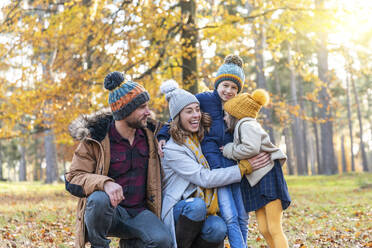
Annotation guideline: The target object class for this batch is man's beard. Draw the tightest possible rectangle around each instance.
[126,117,147,129]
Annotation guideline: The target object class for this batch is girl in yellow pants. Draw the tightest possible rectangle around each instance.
[222,89,291,248]
[256,199,288,247]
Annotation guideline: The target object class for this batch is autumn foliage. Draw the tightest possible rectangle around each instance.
[0,1,371,178]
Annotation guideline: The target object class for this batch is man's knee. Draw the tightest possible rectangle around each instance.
[86,191,111,210]
[85,191,113,223]
[149,230,173,248]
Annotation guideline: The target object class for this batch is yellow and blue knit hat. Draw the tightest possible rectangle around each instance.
[214,54,245,93]
[104,71,150,120]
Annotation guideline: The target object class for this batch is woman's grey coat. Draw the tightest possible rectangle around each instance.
[161,137,243,248]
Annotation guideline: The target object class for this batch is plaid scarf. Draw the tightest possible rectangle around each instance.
[185,135,219,215]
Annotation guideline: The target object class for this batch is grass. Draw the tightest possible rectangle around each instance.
[0,173,371,248]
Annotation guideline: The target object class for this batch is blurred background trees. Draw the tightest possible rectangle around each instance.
[0,0,371,182]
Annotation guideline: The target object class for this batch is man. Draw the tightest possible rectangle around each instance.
[65,71,172,248]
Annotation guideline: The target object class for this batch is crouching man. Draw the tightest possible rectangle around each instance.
[65,71,172,248]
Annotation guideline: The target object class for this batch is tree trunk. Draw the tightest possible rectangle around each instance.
[298,78,309,174]
[7,162,11,181]
[311,101,321,174]
[288,49,306,175]
[35,3,59,183]
[346,72,355,171]
[283,127,294,175]
[253,22,275,143]
[316,0,337,174]
[274,67,294,175]
[308,136,317,175]
[33,136,42,181]
[19,142,27,181]
[181,0,198,94]
[44,130,58,183]
[367,79,372,159]
[350,72,369,171]
[0,142,3,180]
[341,135,347,173]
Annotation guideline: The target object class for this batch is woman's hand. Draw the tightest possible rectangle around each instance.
[157,139,166,158]
[248,152,271,171]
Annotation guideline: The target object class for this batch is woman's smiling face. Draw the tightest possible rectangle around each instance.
[179,102,201,133]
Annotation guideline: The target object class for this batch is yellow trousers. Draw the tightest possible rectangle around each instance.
[255,199,288,248]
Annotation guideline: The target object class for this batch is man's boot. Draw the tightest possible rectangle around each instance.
[191,236,225,248]
[175,215,204,248]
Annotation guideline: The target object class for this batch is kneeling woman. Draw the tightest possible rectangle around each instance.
[160,80,263,248]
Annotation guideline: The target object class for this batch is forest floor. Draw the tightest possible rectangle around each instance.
[0,173,371,248]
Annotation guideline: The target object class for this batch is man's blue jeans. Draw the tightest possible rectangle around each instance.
[218,183,249,248]
[173,197,227,243]
[84,191,173,248]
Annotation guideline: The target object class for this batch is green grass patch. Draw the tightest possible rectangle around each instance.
[0,174,371,247]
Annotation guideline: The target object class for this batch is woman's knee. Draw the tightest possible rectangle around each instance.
[201,215,227,243]
[182,198,207,221]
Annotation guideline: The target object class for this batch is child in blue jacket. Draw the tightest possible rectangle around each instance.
[158,55,270,248]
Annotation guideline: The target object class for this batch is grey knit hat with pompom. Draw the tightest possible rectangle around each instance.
[160,79,199,119]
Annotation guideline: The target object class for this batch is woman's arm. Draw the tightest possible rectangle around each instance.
[163,145,242,189]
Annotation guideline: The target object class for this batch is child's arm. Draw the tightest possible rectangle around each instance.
[157,118,171,142]
[156,119,171,157]
[223,121,262,161]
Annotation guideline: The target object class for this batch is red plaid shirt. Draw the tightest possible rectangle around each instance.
[108,122,149,216]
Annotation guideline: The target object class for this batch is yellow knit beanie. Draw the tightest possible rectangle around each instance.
[224,89,270,119]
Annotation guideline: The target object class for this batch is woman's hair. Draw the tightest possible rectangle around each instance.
[170,112,211,145]
[225,113,239,134]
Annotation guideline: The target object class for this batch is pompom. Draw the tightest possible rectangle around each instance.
[104,71,124,90]
[224,54,243,68]
[160,79,179,94]
[252,89,270,106]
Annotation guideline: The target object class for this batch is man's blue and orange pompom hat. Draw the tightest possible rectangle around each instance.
[104,71,150,120]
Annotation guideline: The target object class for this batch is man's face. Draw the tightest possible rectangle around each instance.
[125,102,151,129]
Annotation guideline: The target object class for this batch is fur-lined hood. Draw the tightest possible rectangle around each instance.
[68,108,162,142]
[68,108,113,142]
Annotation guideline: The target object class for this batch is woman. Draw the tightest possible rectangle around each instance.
[159,80,269,248]
[158,55,270,248]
